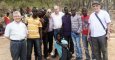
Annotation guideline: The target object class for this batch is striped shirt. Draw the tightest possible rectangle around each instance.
[26,17,42,38]
[71,14,82,33]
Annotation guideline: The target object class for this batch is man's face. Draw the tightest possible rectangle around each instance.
[57,34,61,42]
[92,4,101,12]
[13,15,22,22]
[54,7,59,14]
[82,10,87,16]
[47,10,51,15]
[71,9,76,15]
[64,8,68,14]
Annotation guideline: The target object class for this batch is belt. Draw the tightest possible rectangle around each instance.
[11,39,25,42]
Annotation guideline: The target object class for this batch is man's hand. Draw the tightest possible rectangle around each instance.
[106,31,110,40]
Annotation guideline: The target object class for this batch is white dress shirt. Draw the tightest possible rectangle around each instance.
[89,10,111,37]
[51,12,64,29]
[4,21,28,40]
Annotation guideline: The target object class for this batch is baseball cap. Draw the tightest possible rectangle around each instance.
[92,1,100,5]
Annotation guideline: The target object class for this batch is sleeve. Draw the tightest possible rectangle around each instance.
[38,20,42,28]
[4,24,10,37]
[77,16,82,33]
[61,16,64,35]
[24,17,28,24]
[51,18,54,29]
[50,14,54,29]
[104,11,111,23]
[88,15,91,24]
[24,24,28,34]
[62,12,65,16]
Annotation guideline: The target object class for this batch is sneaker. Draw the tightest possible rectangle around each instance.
[51,54,57,58]
[50,52,54,56]
[85,59,90,60]
[72,54,76,57]
[92,59,96,60]
[47,57,50,60]
[44,58,47,60]
[44,57,50,60]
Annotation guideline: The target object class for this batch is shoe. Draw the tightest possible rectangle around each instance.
[51,54,57,58]
[44,57,50,60]
[72,54,76,57]
[92,59,96,60]
[47,57,50,60]
[50,52,54,56]
[44,58,47,60]
[85,59,90,60]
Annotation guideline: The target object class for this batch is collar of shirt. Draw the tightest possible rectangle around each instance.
[13,21,23,24]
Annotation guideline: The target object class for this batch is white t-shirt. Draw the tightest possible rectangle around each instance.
[51,12,64,29]
[89,10,111,37]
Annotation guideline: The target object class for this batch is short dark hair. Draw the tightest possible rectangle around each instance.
[64,7,68,10]
[71,7,76,11]
[82,7,87,12]
[6,12,10,16]
[32,9,38,19]
[37,9,45,18]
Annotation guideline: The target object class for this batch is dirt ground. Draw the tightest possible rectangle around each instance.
[0,33,115,60]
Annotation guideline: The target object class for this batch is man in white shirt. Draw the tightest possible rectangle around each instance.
[4,11,28,60]
[89,1,111,60]
[51,5,64,57]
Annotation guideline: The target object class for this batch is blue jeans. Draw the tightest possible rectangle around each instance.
[82,35,95,60]
[82,35,90,59]
[71,32,82,59]
[27,38,42,60]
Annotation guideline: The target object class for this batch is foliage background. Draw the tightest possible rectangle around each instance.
[0,0,115,16]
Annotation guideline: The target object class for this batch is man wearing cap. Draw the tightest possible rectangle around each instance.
[4,11,28,60]
[89,1,111,60]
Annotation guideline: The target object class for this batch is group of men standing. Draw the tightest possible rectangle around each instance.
[4,1,111,60]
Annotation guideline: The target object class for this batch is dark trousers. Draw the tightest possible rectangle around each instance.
[42,31,54,58]
[27,38,42,60]
[64,35,74,54]
[60,45,72,60]
[47,31,54,53]
[60,48,69,60]
[10,40,27,60]
[42,32,48,58]
[91,35,108,60]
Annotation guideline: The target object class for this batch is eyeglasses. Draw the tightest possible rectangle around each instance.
[48,12,51,13]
